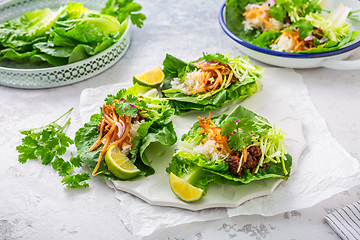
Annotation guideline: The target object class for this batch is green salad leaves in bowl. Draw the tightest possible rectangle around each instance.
[219,0,360,69]
[0,0,145,88]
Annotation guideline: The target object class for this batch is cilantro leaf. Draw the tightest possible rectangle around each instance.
[101,0,146,28]
[137,99,147,109]
[286,19,313,39]
[90,113,103,123]
[57,132,74,147]
[130,13,146,28]
[196,52,230,64]
[16,145,37,163]
[108,89,148,118]
[219,118,237,137]
[70,155,83,168]
[269,5,287,22]
[52,155,66,171]
[304,0,322,15]
[124,94,138,105]
[21,134,39,147]
[58,161,72,177]
[61,172,90,187]
[220,118,258,151]
[105,89,126,105]
[41,149,56,165]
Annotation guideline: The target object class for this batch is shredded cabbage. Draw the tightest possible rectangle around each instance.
[305,3,351,42]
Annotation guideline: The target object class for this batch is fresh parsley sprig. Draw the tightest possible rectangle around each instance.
[16,108,90,188]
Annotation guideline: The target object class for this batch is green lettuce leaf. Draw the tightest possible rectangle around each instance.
[0,7,64,48]
[205,154,292,184]
[33,42,74,58]
[251,30,281,49]
[21,7,66,41]
[54,13,121,43]
[30,54,68,66]
[68,44,95,64]
[0,48,37,63]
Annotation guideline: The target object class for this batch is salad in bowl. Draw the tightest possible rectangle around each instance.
[235,0,358,53]
[220,0,360,69]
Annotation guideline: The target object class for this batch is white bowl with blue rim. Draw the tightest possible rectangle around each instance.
[219,0,360,70]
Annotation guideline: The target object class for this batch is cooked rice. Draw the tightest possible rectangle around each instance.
[270,34,295,52]
[121,143,132,156]
[170,69,202,94]
[193,140,228,161]
[129,120,144,139]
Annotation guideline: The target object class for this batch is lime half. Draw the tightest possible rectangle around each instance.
[133,66,165,87]
[105,146,141,180]
[169,172,204,202]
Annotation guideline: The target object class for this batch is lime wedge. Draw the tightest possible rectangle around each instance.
[105,146,141,180]
[133,66,165,87]
[169,172,204,202]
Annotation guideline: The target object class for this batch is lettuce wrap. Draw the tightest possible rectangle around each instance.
[161,53,263,115]
[166,105,292,200]
[75,84,177,181]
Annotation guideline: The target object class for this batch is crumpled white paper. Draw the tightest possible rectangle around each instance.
[79,68,360,237]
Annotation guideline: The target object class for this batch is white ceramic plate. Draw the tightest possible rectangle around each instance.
[0,0,131,89]
[80,82,306,211]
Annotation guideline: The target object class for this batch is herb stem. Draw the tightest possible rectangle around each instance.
[52,108,74,124]
[60,118,72,133]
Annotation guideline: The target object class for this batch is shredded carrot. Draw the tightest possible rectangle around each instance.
[98,119,105,140]
[108,116,131,150]
[242,148,248,164]
[92,152,105,176]
[89,102,141,176]
[88,123,116,152]
[197,111,230,158]
[188,62,231,95]
[222,135,231,153]
[92,126,114,176]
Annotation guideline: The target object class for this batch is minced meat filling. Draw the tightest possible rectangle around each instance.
[227,145,263,177]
